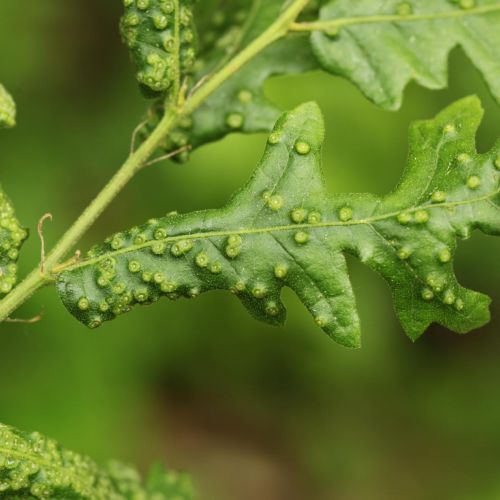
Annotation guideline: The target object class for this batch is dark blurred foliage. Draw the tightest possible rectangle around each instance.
[0,2,499,499]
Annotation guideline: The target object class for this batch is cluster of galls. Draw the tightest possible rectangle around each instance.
[0,192,27,295]
[71,212,295,327]
[0,424,129,499]
[121,0,196,95]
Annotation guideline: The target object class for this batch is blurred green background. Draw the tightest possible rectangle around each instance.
[1,2,500,499]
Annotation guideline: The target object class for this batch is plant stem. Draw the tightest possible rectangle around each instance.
[0,0,311,324]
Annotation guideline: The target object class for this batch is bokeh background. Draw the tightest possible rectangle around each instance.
[1,2,500,499]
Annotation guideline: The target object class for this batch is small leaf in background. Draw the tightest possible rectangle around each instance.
[120,0,197,99]
[0,422,196,499]
[57,97,500,347]
[0,84,16,129]
[311,0,500,109]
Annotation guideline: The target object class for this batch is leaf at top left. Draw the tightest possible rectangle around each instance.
[0,84,16,129]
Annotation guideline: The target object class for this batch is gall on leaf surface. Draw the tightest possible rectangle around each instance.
[57,97,500,348]
[0,421,196,499]
[311,0,500,109]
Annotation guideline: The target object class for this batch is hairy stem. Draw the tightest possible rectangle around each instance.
[0,0,311,324]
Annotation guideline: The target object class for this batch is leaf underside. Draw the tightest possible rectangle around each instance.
[312,0,500,110]
[139,0,319,161]
[135,0,500,161]
[0,422,195,499]
[0,188,27,297]
[57,97,500,348]
[120,0,197,99]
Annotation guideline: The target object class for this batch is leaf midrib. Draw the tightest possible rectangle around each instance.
[59,188,500,274]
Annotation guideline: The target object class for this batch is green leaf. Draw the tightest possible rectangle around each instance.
[311,0,500,109]
[120,0,197,99]
[0,187,27,296]
[0,422,195,499]
[0,85,27,297]
[0,84,16,129]
[57,97,500,348]
[140,0,318,160]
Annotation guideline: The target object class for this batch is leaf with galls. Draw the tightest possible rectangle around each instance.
[311,0,500,109]
[57,97,500,348]
[139,0,319,161]
[0,421,196,499]
[0,87,28,297]
[0,188,27,296]
[120,0,197,98]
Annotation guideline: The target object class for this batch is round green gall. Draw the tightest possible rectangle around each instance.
[171,240,193,257]
[456,153,471,164]
[397,212,412,225]
[134,288,149,303]
[414,210,429,224]
[265,301,280,317]
[339,207,353,222]
[274,264,288,279]
[443,290,456,305]
[136,0,150,10]
[89,317,103,329]
[154,228,168,240]
[161,282,178,293]
[238,89,253,104]
[308,211,322,224]
[252,284,267,299]
[438,248,452,263]
[431,191,447,203]
[128,260,141,274]
[396,2,413,16]
[294,231,309,245]
[195,252,209,268]
[268,195,284,211]
[467,175,481,190]
[315,315,328,328]
[455,298,465,311]
[294,141,311,155]
[77,297,90,311]
[226,113,244,129]
[290,208,307,224]
[226,245,241,259]
[228,235,243,247]
[153,272,164,284]
[268,132,281,145]
[111,235,125,250]
[152,241,166,255]
[141,271,153,283]
[97,275,110,288]
[210,262,223,274]
[397,247,412,260]
[421,288,434,301]
[443,123,456,135]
